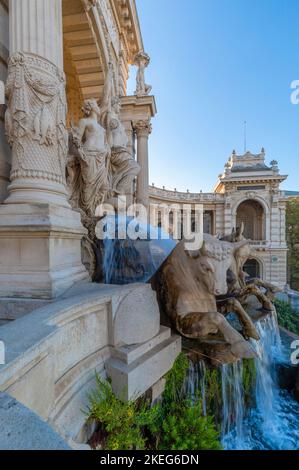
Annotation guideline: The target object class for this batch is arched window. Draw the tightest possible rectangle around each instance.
[243,258,261,279]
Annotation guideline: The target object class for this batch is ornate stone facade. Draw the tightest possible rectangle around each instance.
[150,149,290,288]
[0,0,156,297]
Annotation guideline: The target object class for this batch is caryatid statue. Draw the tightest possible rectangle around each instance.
[67,99,109,217]
[134,51,152,97]
[106,96,140,204]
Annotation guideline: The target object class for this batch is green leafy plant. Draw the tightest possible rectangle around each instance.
[86,354,222,451]
[163,352,189,405]
[286,200,299,291]
[86,374,147,450]
[158,401,222,450]
[204,368,222,420]
[275,299,299,335]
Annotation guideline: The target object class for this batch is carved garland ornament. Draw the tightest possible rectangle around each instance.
[5,53,68,184]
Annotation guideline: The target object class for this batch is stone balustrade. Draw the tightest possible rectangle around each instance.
[149,186,225,203]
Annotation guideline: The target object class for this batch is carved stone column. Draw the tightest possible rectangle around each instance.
[133,119,152,208]
[0,0,88,299]
[5,0,67,206]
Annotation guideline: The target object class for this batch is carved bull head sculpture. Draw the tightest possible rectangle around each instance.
[151,233,256,361]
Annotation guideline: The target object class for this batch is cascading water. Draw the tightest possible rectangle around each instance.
[184,360,207,415]
[183,311,299,450]
[221,361,245,450]
[222,311,299,450]
[98,215,176,285]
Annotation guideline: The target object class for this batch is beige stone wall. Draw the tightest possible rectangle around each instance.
[149,185,288,288]
[249,248,287,288]
[0,1,10,202]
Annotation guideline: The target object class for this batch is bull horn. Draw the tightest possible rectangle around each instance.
[234,239,249,252]
[186,240,207,258]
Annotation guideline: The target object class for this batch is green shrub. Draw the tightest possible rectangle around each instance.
[86,354,222,451]
[274,299,299,336]
[163,352,189,405]
[158,401,222,450]
[86,374,147,450]
[204,368,222,420]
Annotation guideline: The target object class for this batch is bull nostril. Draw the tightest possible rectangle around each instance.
[215,289,221,295]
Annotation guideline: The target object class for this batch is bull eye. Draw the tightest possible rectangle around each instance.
[201,263,210,273]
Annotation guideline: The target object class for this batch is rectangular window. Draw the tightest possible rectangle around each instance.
[237,186,266,191]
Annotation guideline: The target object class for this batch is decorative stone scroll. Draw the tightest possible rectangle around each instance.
[5,52,68,185]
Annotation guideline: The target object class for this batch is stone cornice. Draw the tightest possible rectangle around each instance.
[112,0,143,62]
[214,174,287,193]
[120,95,157,117]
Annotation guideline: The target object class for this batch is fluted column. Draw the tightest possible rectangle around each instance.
[5,0,68,206]
[133,119,152,208]
[10,0,63,69]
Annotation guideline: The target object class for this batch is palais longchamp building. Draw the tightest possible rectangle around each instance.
[0,0,298,451]
[0,1,295,294]
[150,149,292,288]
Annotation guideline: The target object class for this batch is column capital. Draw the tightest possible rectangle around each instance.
[133,119,152,138]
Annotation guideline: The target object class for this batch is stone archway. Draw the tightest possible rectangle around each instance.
[236,199,265,241]
[243,257,262,279]
[62,0,109,126]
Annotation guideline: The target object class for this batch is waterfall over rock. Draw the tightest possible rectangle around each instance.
[183,311,299,450]
[222,312,299,450]
[221,361,245,449]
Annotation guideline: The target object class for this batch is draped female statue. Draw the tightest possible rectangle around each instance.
[107,96,140,203]
[67,99,109,217]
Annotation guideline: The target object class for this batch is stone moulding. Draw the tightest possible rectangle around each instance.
[5,52,68,185]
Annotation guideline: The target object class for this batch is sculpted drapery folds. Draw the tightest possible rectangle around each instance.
[67,99,109,217]
[5,52,68,184]
[68,64,140,218]
[107,96,140,200]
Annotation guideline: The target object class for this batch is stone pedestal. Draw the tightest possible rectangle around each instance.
[106,326,181,401]
[0,204,88,299]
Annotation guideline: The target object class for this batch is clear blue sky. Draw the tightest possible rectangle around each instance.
[127,0,299,193]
